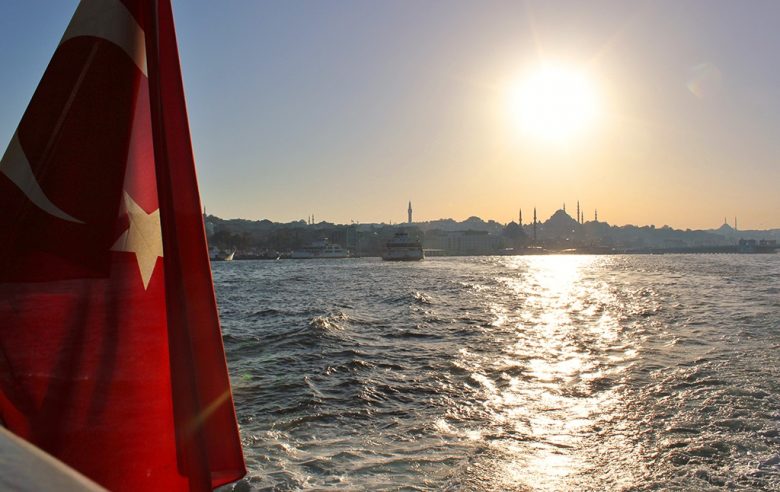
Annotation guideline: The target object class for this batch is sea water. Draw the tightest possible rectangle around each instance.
[213,255,780,490]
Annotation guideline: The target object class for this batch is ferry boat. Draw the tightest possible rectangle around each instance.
[383,231,424,261]
[291,239,349,259]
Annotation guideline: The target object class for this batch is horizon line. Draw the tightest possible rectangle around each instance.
[203,212,780,233]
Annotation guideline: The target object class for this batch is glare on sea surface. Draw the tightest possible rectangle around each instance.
[507,64,600,143]
[459,256,633,490]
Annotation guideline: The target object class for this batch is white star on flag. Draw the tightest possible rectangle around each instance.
[111,192,164,289]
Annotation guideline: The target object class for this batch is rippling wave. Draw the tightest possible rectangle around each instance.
[213,255,780,490]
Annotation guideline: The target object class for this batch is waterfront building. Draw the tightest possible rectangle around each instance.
[423,230,500,255]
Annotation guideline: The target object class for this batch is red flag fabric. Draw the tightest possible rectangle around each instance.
[0,1,246,490]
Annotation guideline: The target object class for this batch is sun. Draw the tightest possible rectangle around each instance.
[508,64,600,143]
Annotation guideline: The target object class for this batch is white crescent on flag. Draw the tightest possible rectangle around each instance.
[61,0,147,76]
[0,133,83,223]
[0,0,148,224]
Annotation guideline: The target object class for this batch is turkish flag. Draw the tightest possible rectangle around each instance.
[0,1,246,490]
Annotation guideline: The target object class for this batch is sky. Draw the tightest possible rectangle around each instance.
[1,1,779,229]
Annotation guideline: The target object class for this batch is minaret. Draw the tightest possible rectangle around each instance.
[577,201,580,224]
[563,203,566,213]
[408,201,413,224]
[519,208,523,226]
[533,207,537,243]
[595,209,598,222]
[734,216,738,231]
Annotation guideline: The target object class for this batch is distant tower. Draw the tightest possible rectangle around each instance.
[408,201,413,224]
[577,201,580,224]
[734,216,738,231]
[533,207,537,243]
[203,207,215,237]
[563,203,566,213]
[595,209,598,222]
[519,208,523,226]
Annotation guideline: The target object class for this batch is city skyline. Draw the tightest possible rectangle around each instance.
[209,199,761,230]
[210,201,761,234]
[1,1,779,229]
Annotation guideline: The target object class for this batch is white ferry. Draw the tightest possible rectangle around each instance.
[291,239,350,259]
[383,231,424,261]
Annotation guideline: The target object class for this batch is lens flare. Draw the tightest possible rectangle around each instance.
[687,62,722,98]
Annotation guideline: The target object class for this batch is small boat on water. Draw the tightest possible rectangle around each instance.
[291,239,350,259]
[210,248,236,261]
[383,231,424,261]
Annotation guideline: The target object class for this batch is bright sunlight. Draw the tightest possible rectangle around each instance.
[508,64,600,143]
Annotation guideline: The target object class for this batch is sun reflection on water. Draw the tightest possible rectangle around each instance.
[453,255,637,490]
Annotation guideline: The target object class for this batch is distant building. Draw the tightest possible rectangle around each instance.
[502,221,527,249]
[423,230,500,255]
[543,208,578,238]
[408,201,413,224]
[738,238,777,253]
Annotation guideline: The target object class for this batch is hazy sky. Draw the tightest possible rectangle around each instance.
[1,1,779,229]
